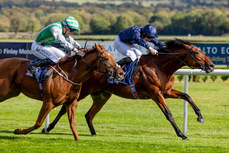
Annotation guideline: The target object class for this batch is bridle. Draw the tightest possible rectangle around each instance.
[158,45,205,69]
[51,49,118,86]
[81,49,118,75]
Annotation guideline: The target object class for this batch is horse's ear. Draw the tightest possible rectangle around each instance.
[183,43,189,49]
[95,43,103,53]
[98,43,104,50]
[94,43,98,49]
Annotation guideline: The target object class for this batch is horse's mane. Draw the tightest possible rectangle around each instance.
[83,47,97,57]
[158,39,192,53]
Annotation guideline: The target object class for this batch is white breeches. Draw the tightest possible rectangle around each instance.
[31,41,66,63]
[114,36,142,61]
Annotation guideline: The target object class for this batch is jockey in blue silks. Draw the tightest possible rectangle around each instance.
[114,24,165,66]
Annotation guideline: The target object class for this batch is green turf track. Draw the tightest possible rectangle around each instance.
[0,81,228,153]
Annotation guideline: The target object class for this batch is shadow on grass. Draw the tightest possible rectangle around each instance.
[0,135,20,140]
[42,132,92,137]
[0,129,92,137]
[0,130,14,134]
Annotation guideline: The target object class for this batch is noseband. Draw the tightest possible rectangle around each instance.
[186,46,205,69]
[81,50,118,74]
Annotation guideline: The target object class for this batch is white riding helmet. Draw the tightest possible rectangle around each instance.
[63,16,80,30]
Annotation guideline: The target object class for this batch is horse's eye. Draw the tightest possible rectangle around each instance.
[103,58,109,61]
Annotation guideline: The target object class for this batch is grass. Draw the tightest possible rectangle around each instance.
[0,81,229,153]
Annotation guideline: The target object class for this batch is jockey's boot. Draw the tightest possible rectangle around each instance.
[29,59,55,76]
[36,59,55,67]
[117,57,132,67]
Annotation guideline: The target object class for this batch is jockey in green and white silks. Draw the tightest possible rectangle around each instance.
[31,16,82,64]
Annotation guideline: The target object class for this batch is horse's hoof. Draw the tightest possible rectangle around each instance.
[13,129,20,134]
[91,132,96,135]
[75,138,80,141]
[197,118,204,124]
[182,137,189,140]
[41,128,48,134]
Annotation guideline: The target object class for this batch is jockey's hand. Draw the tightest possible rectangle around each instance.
[73,48,79,53]
[78,50,86,57]
[148,47,158,55]
[73,48,85,57]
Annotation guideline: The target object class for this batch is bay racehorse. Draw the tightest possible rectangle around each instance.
[44,39,214,140]
[0,43,124,141]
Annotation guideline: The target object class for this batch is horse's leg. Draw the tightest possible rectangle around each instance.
[85,91,112,135]
[164,88,204,124]
[14,102,54,134]
[153,93,189,140]
[42,105,67,133]
[66,99,79,141]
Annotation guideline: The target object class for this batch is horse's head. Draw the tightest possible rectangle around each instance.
[88,43,124,81]
[165,39,214,73]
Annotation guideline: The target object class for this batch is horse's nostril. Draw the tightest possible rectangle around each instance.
[119,72,124,76]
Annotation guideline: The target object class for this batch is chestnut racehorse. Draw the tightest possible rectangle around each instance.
[0,44,124,141]
[44,39,214,140]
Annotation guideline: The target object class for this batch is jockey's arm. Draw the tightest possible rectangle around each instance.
[132,30,158,55]
[51,26,76,52]
[67,36,85,56]
[66,35,82,50]
[133,29,150,49]
[151,38,165,49]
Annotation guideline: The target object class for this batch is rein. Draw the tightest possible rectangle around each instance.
[158,46,202,69]
[81,50,117,74]
[158,52,187,55]
[51,64,82,86]
[51,49,117,86]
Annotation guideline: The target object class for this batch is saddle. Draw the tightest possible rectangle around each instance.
[26,60,57,99]
[34,66,56,83]
[27,65,55,83]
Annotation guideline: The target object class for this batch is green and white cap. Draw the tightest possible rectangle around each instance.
[63,16,80,30]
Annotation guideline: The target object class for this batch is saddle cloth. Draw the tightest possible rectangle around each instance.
[26,59,56,83]
[27,62,56,99]
[107,59,140,99]
[34,66,55,84]
[108,59,139,85]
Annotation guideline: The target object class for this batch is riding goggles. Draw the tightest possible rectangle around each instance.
[69,29,76,33]
[66,22,76,33]
[146,35,155,39]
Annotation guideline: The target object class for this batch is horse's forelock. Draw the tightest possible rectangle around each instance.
[58,55,75,64]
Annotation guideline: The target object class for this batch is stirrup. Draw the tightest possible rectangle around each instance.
[27,66,38,77]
